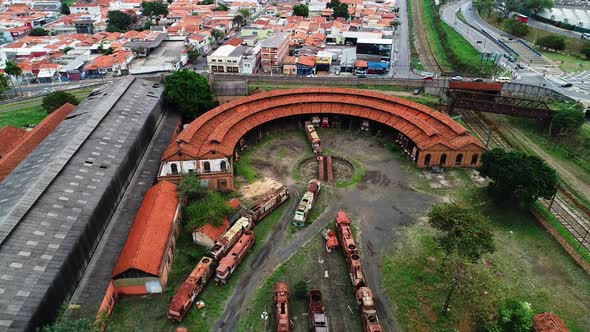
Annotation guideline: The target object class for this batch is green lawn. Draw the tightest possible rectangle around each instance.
[107,203,290,331]
[538,50,590,72]
[382,185,590,331]
[421,0,494,74]
[0,87,97,128]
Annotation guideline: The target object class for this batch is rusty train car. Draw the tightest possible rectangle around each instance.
[307,289,329,332]
[274,282,291,332]
[250,185,290,223]
[304,121,323,155]
[215,230,255,284]
[167,257,214,322]
[209,216,252,260]
[336,211,383,332]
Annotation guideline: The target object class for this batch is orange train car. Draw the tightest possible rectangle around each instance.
[274,282,291,332]
[307,289,329,332]
[167,257,214,322]
[356,287,384,332]
[209,216,252,260]
[250,185,290,223]
[215,230,255,284]
[336,211,366,289]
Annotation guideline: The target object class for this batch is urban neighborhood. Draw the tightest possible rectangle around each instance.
[0,0,590,331]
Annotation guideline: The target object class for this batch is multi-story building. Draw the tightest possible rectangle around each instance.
[241,44,260,74]
[260,32,289,73]
[207,44,248,73]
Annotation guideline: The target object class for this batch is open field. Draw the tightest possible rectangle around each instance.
[383,186,590,331]
[0,87,97,128]
[538,50,590,72]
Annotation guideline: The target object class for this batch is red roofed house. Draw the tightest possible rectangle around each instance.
[112,181,181,295]
[0,103,77,182]
[0,126,27,159]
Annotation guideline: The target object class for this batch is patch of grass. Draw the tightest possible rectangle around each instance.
[0,87,97,128]
[356,84,413,92]
[107,203,289,331]
[382,191,590,331]
[0,105,46,128]
[538,49,590,72]
[421,0,452,70]
[405,94,440,108]
[407,0,426,71]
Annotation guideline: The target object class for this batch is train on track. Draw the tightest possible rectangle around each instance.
[336,211,383,332]
[305,121,323,155]
[167,187,289,322]
[293,180,321,227]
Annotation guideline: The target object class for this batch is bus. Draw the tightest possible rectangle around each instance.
[514,13,528,24]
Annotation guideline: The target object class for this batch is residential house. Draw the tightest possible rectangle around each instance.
[260,32,289,73]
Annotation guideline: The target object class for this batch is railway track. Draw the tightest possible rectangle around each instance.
[459,110,590,252]
[411,0,444,73]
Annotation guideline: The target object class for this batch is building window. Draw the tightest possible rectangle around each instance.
[203,161,211,173]
[455,154,463,166]
[471,154,479,166]
[424,154,431,167]
[218,66,224,73]
[220,160,227,172]
[170,163,178,175]
[440,153,447,166]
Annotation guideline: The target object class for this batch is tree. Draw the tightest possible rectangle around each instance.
[41,316,98,332]
[475,0,494,18]
[581,47,590,59]
[233,15,245,27]
[29,28,49,36]
[186,46,201,63]
[332,2,349,19]
[178,174,208,202]
[63,46,74,54]
[496,0,522,17]
[215,4,228,11]
[60,2,70,15]
[551,103,586,135]
[390,20,400,31]
[536,35,565,52]
[238,8,251,20]
[479,148,557,208]
[211,28,225,42]
[428,203,495,314]
[141,1,168,17]
[0,75,10,99]
[42,91,80,113]
[524,0,554,15]
[106,10,136,32]
[293,4,309,17]
[184,192,234,231]
[164,69,214,119]
[4,61,22,89]
[502,19,529,37]
[497,299,534,332]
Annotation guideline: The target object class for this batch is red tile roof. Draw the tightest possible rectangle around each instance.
[0,126,27,158]
[196,219,229,241]
[0,103,76,182]
[161,88,485,162]
[112,181,180,278]
[534,313,569,332]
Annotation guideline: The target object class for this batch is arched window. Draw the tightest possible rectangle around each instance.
[203,161,211,173]
[471,154,479,166]
[220,160,227,172]
[455,154,463,166]
[170,163,178,175]
[440,154,447,166]
[424,154,432,166]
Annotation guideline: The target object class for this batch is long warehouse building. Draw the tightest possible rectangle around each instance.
[0,77,164,331]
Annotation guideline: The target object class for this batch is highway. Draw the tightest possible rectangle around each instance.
[440,0,590,103]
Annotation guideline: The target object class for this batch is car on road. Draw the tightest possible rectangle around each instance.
[495,77,511,83]
[413,88,421,95]
[561,83,573,88]
[472,78,484,82]
[423,76,433,81]
[451,76,463,81]
[582,33,590,40]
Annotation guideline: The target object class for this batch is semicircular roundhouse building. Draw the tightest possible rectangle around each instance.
[158,88,485,190]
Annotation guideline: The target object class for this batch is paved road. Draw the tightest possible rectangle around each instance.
[528,17,582,39]
[442,0,590,102]
[392,0,420,78]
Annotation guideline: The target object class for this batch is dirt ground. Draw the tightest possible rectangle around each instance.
[223,128,434,331]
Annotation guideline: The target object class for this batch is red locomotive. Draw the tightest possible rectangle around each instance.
[250,185,289,223]
[215,230,255,284]
[274,282,291,332]
[167,257,214,322]
[307,289,329,332]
